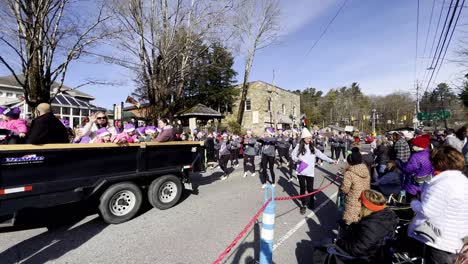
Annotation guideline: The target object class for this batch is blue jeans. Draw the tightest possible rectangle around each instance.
[377,164,386,176]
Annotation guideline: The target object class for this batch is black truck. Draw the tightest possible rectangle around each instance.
[0,141,204,224]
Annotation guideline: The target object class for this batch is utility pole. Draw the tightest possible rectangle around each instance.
[416,80,420,113]
[271,69,278,129]
[372,109,376,134]
[415,80,420,130]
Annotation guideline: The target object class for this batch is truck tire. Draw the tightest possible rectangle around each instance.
[98,182,142,224]
[148,175,183,210]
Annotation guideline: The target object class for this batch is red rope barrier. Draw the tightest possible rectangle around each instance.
[275,175,340,201]
[212,175,340,264]
[212,198,272,264]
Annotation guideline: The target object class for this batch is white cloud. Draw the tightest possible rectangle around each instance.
[278,0,336,37]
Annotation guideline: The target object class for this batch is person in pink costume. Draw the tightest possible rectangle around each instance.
[1,107,28,138]
[111,123,138,143]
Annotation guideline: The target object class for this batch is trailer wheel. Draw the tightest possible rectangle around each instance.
[99,182,142,224]
[148,175,183,210]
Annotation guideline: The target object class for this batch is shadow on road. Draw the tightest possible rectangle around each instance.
[295,192,340,264]
[0,202,108,264]
[223,221,275,264]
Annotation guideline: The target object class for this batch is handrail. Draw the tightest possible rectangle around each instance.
[0,140,204,151]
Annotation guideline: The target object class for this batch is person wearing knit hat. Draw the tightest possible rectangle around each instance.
[291,127,337,214]
[277,127,292,171]
[92,127,112,143]
[341,147,371,224]
[111,123,138,144]
[399,134,434,198]
[216,131,232,180]
[60,118,75,143]
[1,107,28,138]
[258,127,278,188]
[243,129,258,178]
[229,133,241,168]
[320,190,398,263]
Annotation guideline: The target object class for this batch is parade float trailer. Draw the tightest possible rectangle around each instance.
[0,141,204,224]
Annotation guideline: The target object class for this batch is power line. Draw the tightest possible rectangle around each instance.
[421,0,447,88]
[432,0,465,82]
[414,0,420,82]
[305,0,348,56]
[427,0,454,72]
[424,0,460,93]
[418,0,436,80]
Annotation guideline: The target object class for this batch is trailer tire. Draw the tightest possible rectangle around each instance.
[148,175,183,210]
[99,182,142,224]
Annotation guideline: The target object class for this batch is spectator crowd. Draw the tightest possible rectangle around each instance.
[0,103,467,263]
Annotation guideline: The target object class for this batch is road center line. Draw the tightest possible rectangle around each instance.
[272,191,338,251]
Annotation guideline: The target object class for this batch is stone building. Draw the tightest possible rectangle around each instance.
[229,81,300,135]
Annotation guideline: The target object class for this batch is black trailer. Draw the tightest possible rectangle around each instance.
[0,141,204,224]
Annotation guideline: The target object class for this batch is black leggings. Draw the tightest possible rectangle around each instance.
[334,146,346,160]
[261,154,275,184]
[230,149,239,165]
[219,154,230,174]
[298,175,315,208]
[278,148,289,164]
[243,154,255,173]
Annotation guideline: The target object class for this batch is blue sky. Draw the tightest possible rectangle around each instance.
[1,0,467,109]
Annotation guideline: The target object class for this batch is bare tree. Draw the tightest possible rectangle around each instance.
[0,0,112,107]
[107,0,231,119]
[234,0,280,125]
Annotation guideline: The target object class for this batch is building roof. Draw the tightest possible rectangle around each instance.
[235,80,300,96]
[0,75,95,100]
[175,104,223,118]
[5,93,106,111]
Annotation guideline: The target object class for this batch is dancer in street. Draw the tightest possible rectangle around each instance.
[243,129,257,178]
[292,128,337,214]
[258,127,277,188]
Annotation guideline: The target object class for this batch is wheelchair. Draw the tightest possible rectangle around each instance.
[325,194,425,264]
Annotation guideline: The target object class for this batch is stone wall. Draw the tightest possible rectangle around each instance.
[227,81,300,135]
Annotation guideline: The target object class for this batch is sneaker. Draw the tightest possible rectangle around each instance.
[272,184,276,188]
[320,162,323,166]
[251,173,256,177]
[243,172,248,178]
[261,184,267,189]
[221,175,228,181]
[235,164,240,168]
[300,207,306,215]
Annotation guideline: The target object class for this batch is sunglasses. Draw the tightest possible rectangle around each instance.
[97,117,107,120]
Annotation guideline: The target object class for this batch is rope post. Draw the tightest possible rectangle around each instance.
[260,185,275,264]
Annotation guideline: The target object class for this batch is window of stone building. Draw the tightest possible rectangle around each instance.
[293,106,296,117]
[282,104,285,114]
[6,92,13,98]
[245,99,251,111]
[267,99,271,112]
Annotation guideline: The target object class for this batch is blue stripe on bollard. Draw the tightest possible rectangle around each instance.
[260,185,275,264]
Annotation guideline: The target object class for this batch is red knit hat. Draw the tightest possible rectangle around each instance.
[411,134,430,149]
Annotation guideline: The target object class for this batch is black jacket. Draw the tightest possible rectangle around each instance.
[337,208,399,261]
[27,113,70,144]
[374,145,390,165]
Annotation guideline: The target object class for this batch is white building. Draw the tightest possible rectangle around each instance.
[0,75,107,128]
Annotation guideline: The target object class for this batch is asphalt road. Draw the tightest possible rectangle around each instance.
[0,148,347,264]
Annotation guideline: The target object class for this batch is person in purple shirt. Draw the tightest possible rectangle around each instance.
[399,134,434,198]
